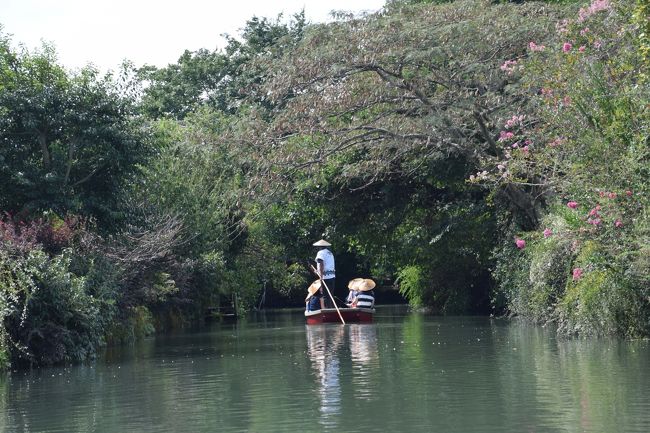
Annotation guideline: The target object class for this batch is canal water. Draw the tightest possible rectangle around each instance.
[1,307,649,433]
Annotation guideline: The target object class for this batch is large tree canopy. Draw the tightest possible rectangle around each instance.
[234,0,568,228]
[0,39,149,223]
[137,13,306,119]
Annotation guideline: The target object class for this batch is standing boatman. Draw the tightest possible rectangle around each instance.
[313,239,336,307]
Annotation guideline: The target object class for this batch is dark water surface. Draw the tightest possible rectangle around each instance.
[2,307,649,433]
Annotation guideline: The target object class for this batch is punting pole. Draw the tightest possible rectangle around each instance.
[310,264,345,325]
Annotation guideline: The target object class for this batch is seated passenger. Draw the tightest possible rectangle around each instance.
[305,280,324,311]
[355,290,375,309]
[348,278,376,308]
[346,278,364,306]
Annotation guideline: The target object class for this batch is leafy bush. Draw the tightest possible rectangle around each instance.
[1,247,110,365]
[558,241,648,336]
[105,306,155,344]
[482,0,649,335]
[396,265,426,307]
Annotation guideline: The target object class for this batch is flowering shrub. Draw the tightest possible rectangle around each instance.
[485,0,650,336]
[0,212,121,365]
[0,213,82,255]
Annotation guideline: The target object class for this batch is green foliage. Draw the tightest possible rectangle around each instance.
[233,0,569,311]
[559,242,647,336]
[138,13,306,119]
[634,0,650,80]
[105,306,155,344]
[0,40,150,226]
[484,0,650,335]
[1,246,112,365]
[396,265,426,307]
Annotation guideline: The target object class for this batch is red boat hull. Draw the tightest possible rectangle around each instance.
[305,307,374,324]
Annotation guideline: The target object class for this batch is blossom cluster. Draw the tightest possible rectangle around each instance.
[500,59,518,75]
[528,42,545,52]
[577,0,611,22]
[505,115,525,129]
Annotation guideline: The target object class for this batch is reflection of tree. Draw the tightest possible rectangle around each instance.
[493,322,650,432]
[306,325,344,429]
[349,324,379,401]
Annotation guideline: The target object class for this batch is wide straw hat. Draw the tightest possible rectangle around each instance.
[348,278,376,292]
[312,239,331,247]
[348,278,364,289]
[357,279,376,292]
[307,279,322,296]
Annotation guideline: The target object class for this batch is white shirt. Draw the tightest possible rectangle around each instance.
[315,248,335,279]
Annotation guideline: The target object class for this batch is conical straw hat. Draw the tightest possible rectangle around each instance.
[312,239,331,247]
[356,279,376,292]
[307,280,322,296]
[348,278,364,289]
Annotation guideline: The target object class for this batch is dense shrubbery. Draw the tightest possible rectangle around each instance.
[480,0,649,336]
[0,215,112,364]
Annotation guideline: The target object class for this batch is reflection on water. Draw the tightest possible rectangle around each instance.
[1,308,650,433]
[306,325,344,428]
[305,324,381,427]
[305,324,380,428]
[349,324,379,401]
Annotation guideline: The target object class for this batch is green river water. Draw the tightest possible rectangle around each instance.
[1,306,649,433]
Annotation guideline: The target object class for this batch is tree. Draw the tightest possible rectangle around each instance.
[0,37,149,225]
[220,0,568,308]
[137,12,306,119]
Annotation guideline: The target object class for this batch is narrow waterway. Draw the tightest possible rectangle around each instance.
[2,307,649,433]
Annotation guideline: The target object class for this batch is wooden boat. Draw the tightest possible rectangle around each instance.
[305,307,374,324]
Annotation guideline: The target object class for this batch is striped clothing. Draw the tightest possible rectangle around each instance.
[355,293,375,308]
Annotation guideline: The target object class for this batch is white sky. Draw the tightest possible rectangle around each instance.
[1,0,385,72]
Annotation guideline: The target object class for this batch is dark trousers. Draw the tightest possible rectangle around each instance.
[321,278,336,307]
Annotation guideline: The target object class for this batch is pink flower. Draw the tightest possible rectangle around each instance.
[522,146,529,154]
[599,191,606,198]
[515,238,526,249]
[588,207,600,217]
[567,201,578,209]
[580,27,590,36]
[511,142,519,149]
[563,42,573,53]
[578,0,611,22]
[579,46,586,52]
[500,60,518,75]
[625,190,633,197]
[615,219,623,228]
[499,131,515,142]
[543,228,553,238]
[587,218,601,226]
[505,115,525,129]
[529,42,546,52]
[594,41,602,49]
[549,137,565,148]
[556,19,570,34]
[573,268,583,281]
[608,192,617,199]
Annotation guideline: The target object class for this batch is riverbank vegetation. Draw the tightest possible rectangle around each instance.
[1,0,648,368]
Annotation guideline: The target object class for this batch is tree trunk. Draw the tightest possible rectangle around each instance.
[38,131,51,170]
[502,184,540,229]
